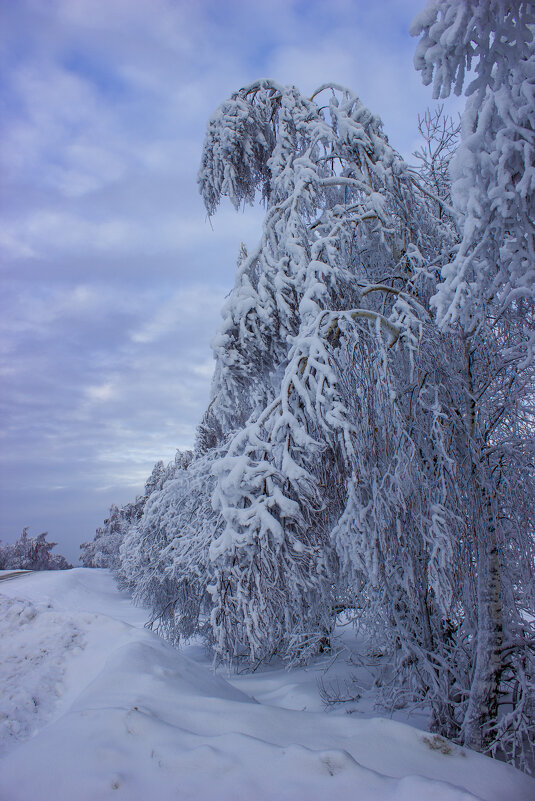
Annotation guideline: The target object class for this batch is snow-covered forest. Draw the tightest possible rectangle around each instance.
[80,0,535,774]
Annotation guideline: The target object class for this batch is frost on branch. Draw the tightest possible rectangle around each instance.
[412,0,535,352]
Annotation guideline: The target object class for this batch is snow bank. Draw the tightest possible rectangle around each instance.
[0,569,532,801]
[0,594,82,746]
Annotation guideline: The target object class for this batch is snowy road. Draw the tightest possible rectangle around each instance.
[0,569,532,801]
[0,570,32,582]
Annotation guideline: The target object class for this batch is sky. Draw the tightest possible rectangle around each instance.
[0,0,461,563]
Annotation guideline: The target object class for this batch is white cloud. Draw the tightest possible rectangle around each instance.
[192,360,215,378]
[85,382,117,402]
[131,285,224,344]
[0,228,38,260]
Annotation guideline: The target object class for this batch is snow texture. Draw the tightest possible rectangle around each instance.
[0,569,532,801]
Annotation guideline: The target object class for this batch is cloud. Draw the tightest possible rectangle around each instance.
[84,382,117,403]
[0,228,38,260]
[0,0,455,561]
[131,285,225,344]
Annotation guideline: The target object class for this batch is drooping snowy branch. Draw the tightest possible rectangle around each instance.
[412,0,535,351]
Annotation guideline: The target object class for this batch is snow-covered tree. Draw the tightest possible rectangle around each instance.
[196,80,444,664]
[0,528,72,571]
[80,504,136,570]
[117,448,210,644]
[80,451,192,570]
[116,69,533,771]
[412,0,535,769]
[191,81,501,716]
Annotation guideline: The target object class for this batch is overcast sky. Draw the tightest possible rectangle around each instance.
[0,0,460,562]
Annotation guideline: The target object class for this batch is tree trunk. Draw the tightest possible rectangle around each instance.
[463,487,503,750]
[462,342,503,751]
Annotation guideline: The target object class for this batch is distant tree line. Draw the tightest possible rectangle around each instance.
[0,528,72,571]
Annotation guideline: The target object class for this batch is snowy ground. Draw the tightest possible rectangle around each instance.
[0,569,532,801]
